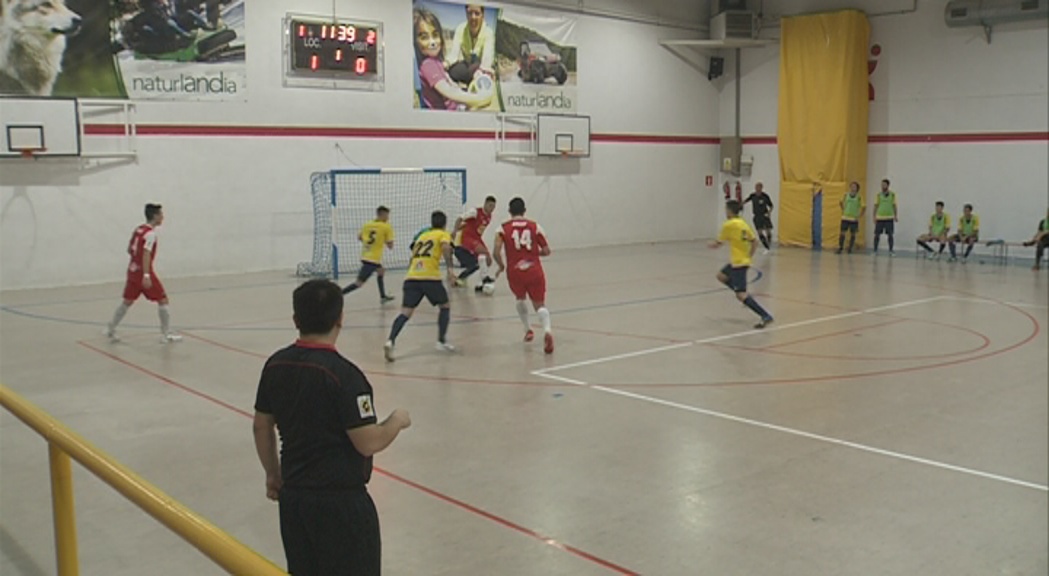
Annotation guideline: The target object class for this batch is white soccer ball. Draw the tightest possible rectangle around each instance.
[481,282,496,296]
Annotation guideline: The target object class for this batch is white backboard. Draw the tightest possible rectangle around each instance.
[0,97,81,157]
[537,114,590,157]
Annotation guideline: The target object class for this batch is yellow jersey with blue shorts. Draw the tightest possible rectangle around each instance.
[359,220,394,264]
[719,217,757,268]
[407,229,452,281]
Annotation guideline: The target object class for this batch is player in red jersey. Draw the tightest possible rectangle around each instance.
[105,204,182,343]
[494,197,554,353]
[452,195,497,292]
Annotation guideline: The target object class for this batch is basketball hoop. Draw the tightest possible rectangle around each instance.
[16,147,45,160]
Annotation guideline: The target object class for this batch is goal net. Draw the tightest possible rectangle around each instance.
[297,168,466,279]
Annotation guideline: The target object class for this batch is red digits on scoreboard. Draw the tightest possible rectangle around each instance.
[355,57,367,75]
[366,30,377,45]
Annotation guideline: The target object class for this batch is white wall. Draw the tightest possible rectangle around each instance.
[717,0,1049,245]
[0,0,721,290]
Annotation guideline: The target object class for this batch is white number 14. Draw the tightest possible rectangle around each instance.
[511,228,533,251]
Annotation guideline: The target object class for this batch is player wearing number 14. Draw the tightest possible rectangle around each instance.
[494,198,554,353]
[343,206,395,303]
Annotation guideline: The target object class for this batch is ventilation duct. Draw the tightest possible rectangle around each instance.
[945,0,1049,28]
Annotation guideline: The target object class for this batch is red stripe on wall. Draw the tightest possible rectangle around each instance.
[741,132,1049,145]
[82,124,1048,145]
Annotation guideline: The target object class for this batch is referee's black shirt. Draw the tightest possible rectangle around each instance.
[255,341,378,490]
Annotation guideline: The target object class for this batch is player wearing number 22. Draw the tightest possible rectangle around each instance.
[384,211,456,362]
[709,200,774,329]
[494,198,554,353]
[342,206,395,304]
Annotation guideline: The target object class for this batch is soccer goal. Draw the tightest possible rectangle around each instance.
[297,168,467,279]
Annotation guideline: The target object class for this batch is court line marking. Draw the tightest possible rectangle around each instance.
[590,385,1048,493]
[533,296,946,376]
[532,295,1048,493]
[73,341,639,575]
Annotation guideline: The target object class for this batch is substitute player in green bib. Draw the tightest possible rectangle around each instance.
[384,211,456,362]
[342,206,395,303]
[872,179,898,256]
[917,201,951,259]
[948,204,979,262]
[836,181,866,254]
[708,200,773,329]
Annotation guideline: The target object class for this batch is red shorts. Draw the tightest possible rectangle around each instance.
[460,237,489,256]
[507,267,546,303]
[123,273,167,302]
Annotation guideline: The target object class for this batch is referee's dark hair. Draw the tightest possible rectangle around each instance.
[509,197,526,216]
[431,210,447,229]
[293,280,344,336]
[145,203,162,221]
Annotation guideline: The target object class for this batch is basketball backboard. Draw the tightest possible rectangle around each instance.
[0,97,81,158]
[538,114,590,157]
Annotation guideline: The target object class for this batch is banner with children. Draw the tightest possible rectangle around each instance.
[411,1,578,113]
[0,0,246,101]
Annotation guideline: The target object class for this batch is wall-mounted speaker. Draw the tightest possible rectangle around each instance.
[708,56,725,81]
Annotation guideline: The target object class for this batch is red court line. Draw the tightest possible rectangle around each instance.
[607,303,1039,389]
[762,318,907,349]
[77,338,638,574]
[375,468,639,575]
[77,340,252,418]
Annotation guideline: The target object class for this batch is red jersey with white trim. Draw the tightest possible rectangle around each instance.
[458,207,491,248]
[126,224,157,275]
[498,218,547,272]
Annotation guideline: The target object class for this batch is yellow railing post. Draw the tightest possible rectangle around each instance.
[48,443,80,576]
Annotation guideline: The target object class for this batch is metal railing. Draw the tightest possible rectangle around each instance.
[0,383,286,576]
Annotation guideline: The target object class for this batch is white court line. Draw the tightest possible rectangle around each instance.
[533,296,945,377]
[591,385,1048,493]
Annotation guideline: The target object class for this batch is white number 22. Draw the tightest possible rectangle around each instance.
[511,228,533,251]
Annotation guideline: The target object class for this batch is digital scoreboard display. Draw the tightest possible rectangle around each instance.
[284,14,384,90]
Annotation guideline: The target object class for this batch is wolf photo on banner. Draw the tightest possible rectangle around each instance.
[411,0,577,114]
[0,0,246,101]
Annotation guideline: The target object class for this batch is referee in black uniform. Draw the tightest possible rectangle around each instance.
[254,279,411,576]
[743,182,775,253]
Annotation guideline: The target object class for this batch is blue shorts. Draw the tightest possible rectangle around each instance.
[357,261,381,282]
[720,264,748,293]
[874,220,895,236]
[454,246,478,269]
[402,280,449,309]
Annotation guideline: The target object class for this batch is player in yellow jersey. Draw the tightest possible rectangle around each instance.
[947,203,979,262]
[342,206,395,303]
[917,201,951,259]
[709,200,774,329]
[384,211,456,361]
[1022,207,1049,270]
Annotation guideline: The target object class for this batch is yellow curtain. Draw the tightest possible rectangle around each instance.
[777,10,870,248]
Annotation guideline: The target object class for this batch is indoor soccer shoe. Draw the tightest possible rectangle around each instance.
[161,333,183,343]
[383,340,395,362]
[104,328,120,343]
[524,329,535,342]
[435,341,456,352]
[754,317,774,330]
[381,295,395,303]
[543,333,554,354]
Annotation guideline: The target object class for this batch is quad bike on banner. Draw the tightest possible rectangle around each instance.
[115,3,243,63]
[517,40,568,85]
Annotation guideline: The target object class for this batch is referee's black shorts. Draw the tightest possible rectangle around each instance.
[279,487,380,576]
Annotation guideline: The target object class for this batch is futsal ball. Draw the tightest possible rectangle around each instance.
[482,282,496,296]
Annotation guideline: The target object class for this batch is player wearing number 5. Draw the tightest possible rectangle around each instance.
[343,206,395,304]
[384,211,456,362]
[494,198,554,353]
[708,200,774,329]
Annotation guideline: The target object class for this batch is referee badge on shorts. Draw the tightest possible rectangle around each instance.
[357,394,375,418]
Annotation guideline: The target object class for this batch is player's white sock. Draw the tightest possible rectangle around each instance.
[537,307,551,333]
[158,305,171,334]
[515,300,530,330]
[109,302,129,333]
